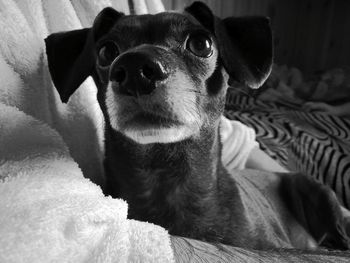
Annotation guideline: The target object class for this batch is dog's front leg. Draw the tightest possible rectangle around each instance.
[281,173,350,249]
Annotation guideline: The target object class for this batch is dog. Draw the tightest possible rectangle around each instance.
[45,1,350,250]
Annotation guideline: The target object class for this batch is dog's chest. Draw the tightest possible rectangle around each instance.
[124,166,188,216]
[109,160,223,237]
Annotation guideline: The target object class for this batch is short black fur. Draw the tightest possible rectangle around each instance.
[45,1,350,250]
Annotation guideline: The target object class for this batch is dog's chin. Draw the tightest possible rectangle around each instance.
[113,111,198,144]
[122,125,193,144]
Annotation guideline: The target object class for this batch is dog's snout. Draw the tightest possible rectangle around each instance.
[141,63,163,81]
[110,51,168,97]
[113,67,127,83]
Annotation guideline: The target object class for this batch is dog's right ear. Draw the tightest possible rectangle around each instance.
[45,7,123,103]
[185,2,273,89]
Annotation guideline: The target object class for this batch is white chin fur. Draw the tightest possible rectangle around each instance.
[124,126,192,144]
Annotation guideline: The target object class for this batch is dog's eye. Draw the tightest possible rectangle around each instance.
[186,33,213,58]
[98,41,119,67]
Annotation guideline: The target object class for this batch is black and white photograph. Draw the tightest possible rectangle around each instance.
[1,0,350,262]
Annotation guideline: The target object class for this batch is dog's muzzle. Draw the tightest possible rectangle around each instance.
[105,45,200,144]
[110,46,169,97]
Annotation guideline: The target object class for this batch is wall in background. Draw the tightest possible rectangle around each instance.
[162,0,350,73]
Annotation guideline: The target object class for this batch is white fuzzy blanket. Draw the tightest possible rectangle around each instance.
[0,0,174,262]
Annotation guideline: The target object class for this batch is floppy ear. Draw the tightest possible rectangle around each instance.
[185,2,273,89]
[281,173,350,250]
[45,7,123,103]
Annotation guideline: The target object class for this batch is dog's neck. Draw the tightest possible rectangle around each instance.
[104,119,244,242]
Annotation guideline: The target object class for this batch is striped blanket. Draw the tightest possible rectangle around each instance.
[225,89,350,208]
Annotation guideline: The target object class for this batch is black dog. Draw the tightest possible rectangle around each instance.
[45,2,349,250]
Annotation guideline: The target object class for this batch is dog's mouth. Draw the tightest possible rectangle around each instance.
[119,110,195,144]
[124,112,182,130]
[106,81,201,144]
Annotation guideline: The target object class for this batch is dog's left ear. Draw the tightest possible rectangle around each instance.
[185,2,273,89]
[45,7,123,103]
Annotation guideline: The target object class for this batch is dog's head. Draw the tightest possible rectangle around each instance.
[45,2,272,144]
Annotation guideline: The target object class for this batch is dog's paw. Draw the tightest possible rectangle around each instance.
[281,173,350,250]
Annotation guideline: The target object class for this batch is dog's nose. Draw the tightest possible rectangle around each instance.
[110,51,168,97]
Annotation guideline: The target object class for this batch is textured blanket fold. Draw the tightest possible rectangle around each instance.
[225,88,350,209]
[0,0,174,262]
